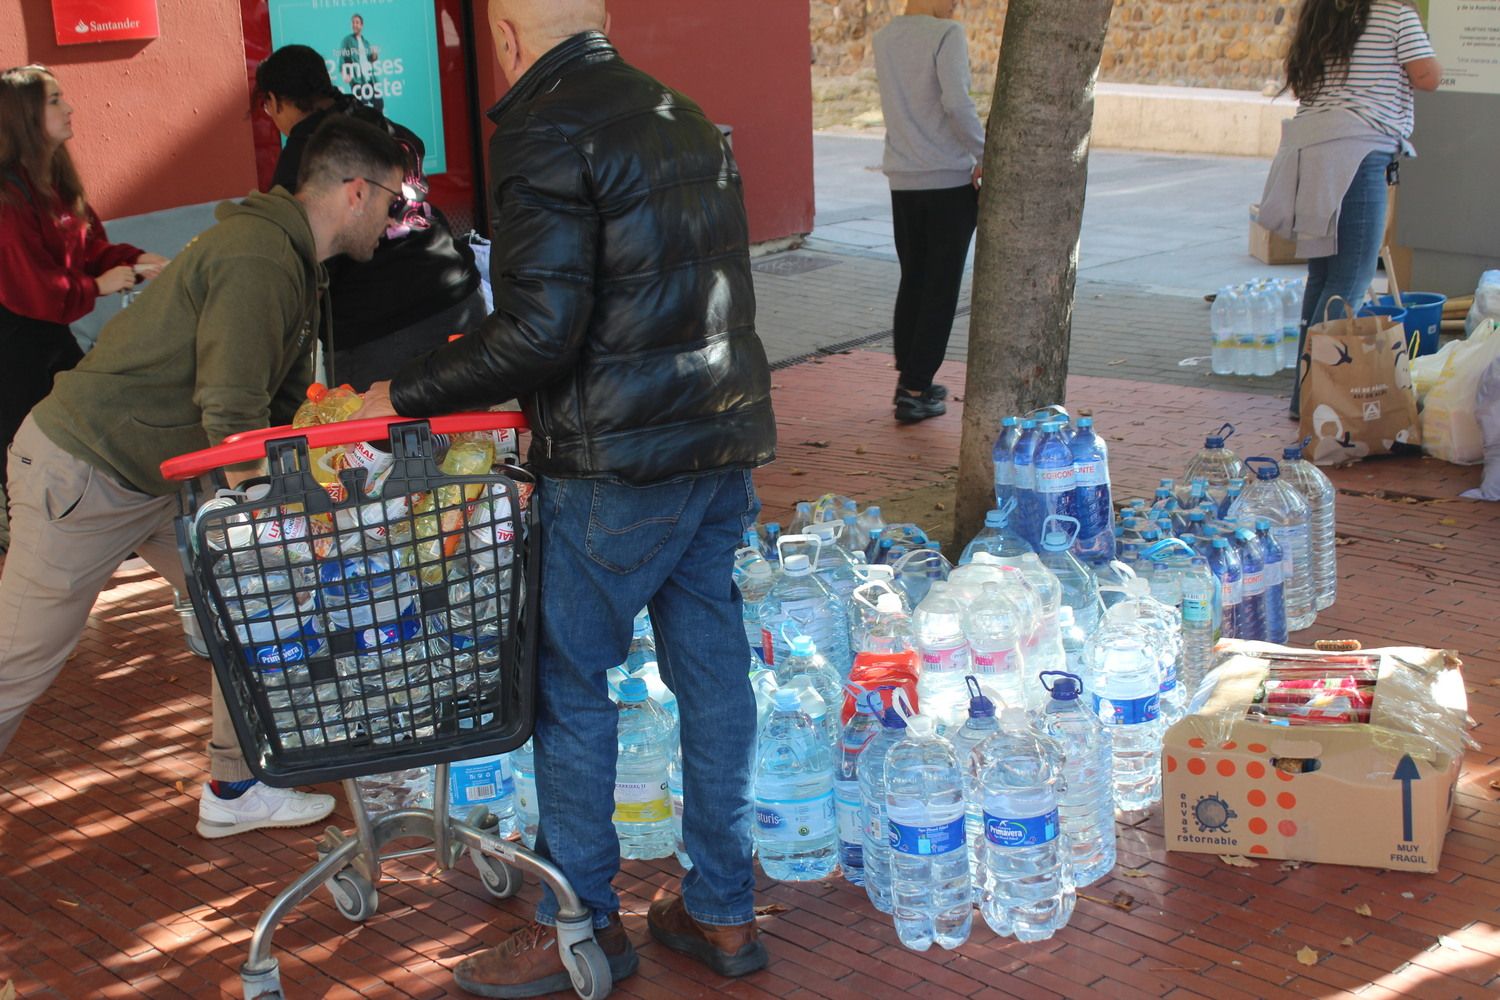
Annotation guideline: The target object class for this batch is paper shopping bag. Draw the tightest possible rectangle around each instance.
[1298,297,1421,466]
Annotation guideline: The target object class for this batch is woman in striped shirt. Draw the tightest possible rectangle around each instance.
[1265,0,1439,418]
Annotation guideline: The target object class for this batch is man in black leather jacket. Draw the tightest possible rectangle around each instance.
[359,1,776,994]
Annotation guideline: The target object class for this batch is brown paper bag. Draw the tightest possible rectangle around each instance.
[1298,297,1421,466]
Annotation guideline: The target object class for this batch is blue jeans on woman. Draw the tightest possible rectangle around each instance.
[531,469,761,930]
[1292,149,1395,417]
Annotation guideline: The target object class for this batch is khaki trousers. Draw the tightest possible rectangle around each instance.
[0,416,251,780]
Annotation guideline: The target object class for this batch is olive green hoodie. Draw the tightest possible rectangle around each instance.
[33,189,327,496]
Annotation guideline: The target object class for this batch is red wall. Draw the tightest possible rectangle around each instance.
[0,0,258,219]
[468,1,815,244]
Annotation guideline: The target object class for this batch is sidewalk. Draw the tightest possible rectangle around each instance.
[3,139,1499,999]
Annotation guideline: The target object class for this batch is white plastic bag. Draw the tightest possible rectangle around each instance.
[1461,351,1500,500]
[1421,319,1500,465]
[1467,269,1500,336]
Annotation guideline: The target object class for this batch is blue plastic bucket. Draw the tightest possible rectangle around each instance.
[1377,292,1446,357]
[1358,302,1408,328]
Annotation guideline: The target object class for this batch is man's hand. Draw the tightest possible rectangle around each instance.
[134,252,170,279]
[972,164,983,189]
[355,380,398,420]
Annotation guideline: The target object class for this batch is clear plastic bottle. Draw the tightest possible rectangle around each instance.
[668,746,691,870]
[1009,419,1042,547]
[959,503,1034,564]
[613,677,677,860]
[447,754,518,838]
[511,737,538,848]
[860,698,909,913]
[1255,518,1288,644]
[758,551,851,673]
[1178,558,1215,697]
[886,715,973,952]
[623,610,656,675]
[1182,424,1247,508]
[1013,554,1065,687]
[1210,287,1236,375]
[1230,285,1254,376]
[1233,527,1267,641]
[787,500,814,537]
[1038,672,1115,887]
[1278,279,1302,370]
[1069,416,1115,562]
[754,688,838,881]
[912,581,973,736]
[949,678,999,900]
[992,416,1021,509]
[835,689,883,887]
[1035,516,1105,637]
[1229,457,1313,632]
[857,506,887,553]
[973,708,1075,941]
[1250,283,1281,377]
[774,634,843,751]
[962,583,1029,713]
[1207,536,1243,640]
[1085,626,1164,811]
[733,545,777,666]
[1280,443,1337,612]
[1102,579,1185,727]
[853,589,915,656]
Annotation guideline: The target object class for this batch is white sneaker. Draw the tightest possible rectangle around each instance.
[196,783,336,839]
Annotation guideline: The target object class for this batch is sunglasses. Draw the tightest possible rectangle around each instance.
[344,176,408,220]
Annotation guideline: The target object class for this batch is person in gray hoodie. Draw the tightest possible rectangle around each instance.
[0,116,404,840]
[874,0,986,424]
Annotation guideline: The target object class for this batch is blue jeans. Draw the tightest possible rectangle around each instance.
[532,469,760,929]
[1292,149,1395,416]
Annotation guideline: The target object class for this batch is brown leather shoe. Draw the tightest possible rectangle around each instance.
[452,914,637,998]
[647,894,768,978]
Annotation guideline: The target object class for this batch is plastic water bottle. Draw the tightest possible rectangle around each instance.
[1036,516,1104,637]
[775,634,843,751]
[447,754,518,837]
[622,610,656,675]
[1085,626,1164,811]
[1210,287,1235,375]
[612,678,676,859]
[836,689,882,886]
[1038,672,1115,887]
[973,709,1075,941]
[1233,527,1267,641]
[1179,558,1215,696]
[510,738,538,848]
[1033,420,1076,531]
[1231,290,1256,376]
[1249,283,1281,377]
[886,715,973,951]
[1010,419,1042,546]
[753,688,838,880]
[912,582,974,736]
[1255,518,1288,643]
[960,503,1034,564]
[1278,279,1302,370]
[949,678,999,899]
[667,748,691,870]
[734,545,777,665]
[1207,537,1242,639]
[1280,443,1337,612]
[1230,458,1313,632]
[1102,579,1185,727]
[860,697,909,913]
[853,589,915,655]
[993,416,1021,508]
[962,583,1029,713]
[759,551,851,673]
[1013,554,1065,684]
[1182,423,1247,505]
[1069,416,1115,562]
[857,506,887,553]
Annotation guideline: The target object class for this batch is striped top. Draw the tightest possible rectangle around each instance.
[1295,0,1435,140]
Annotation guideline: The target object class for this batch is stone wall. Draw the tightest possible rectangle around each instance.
[811,0,1300,93]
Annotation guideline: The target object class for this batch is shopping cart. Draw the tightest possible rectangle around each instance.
[161,413,614,1000]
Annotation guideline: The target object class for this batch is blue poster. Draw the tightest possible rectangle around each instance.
[268,0,446,175]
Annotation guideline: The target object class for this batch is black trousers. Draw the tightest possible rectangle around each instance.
[890,184,978,393]
[1,306,83,499]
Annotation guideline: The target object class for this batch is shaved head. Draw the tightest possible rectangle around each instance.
[489,0,605,49]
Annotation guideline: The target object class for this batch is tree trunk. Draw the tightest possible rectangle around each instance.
[953,0,1115,552]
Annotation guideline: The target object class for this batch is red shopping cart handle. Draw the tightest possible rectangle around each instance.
[160,411,529,482]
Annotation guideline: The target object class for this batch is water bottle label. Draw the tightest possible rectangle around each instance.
[756,789,835,841]
[614,779,672,824]
[1182,596,1212,624]
[1242,568,1265,596]
[920,645,970,673]
[1220,579,1235,608]
[983,808,1060,848]
[972,649,1009,671]
[889,815,966,856]
[994,461,1013,489]
[835,786,864,847]
[1034,466,1075,494]
[449,756,515,807]
[1072,459,1110,489]
[1263,558,1284,588]
[1013,463,1035,490]
[1091,691,1160,725]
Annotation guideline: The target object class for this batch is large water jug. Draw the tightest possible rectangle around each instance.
[859,695,910,913]
[759,549,852,674]
[614,677,677,859]
[959,501,1034,564]
[1181,424,1247,506]
[1249,282,1281,376]
[962,582,1029,713]
[754,688,838,880]
[912,582,973,736]
[1084,626,1164,811]
[1280,442,1337,612]
[835,688,883,886]
[1038,672,1115,887]
[973,709,1076,941]
[886,716,973,951]
[1012,554,1065,686]
[1036,516,1104,637]
[1229,457,1313,631]
[851,584,914,655]
[775,633,843,751]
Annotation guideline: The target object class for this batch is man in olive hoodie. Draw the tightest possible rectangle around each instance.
[0,116,404,838]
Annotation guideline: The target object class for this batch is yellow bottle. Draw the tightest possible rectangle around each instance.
[320,383,363,423]
[293,383,329,428]
[411,436,497,585]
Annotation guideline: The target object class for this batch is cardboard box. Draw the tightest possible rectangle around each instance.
[1164,643,1467,872]
[1249,203,1304,265]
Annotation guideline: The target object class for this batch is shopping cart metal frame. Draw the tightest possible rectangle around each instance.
[162,414,614,1000]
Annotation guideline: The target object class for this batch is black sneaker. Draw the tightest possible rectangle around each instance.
[894,388,947,424]
[892,382,949,404]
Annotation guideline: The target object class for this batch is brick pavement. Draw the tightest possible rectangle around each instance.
[3,356,1500,995]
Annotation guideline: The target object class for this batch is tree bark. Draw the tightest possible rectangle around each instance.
[953,0,1115,552]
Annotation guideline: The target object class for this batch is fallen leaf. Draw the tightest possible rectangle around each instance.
[854,445,867,455]
[800,440,831,449]
[789,469,805,476]
[933,502,946,511]
[1340,937,1356,947]
[1297,946,1319,966]
[165,675,179,683]
[1430,542,1448,551]
[770,383,782,390]
[173,780,187,795]
[1230,960,1242,967]
[905,453,920,460]
[1335,537,1354,546]
[1218,854,1259,868]
[1145,964,1204,973]
[1438,935,1461,950]
[1439,517,1457,526]
[1489,679,1500,687]
[1489,779,1500,792]
[56,899,78,908]
[1,980,13,1000]
[753,903,789,917]
[1118,868,1150,878]
[1278,860,1306,872]
[1355,903,1373,917]
[1401,891,1415,899]
[1107,359,1127,366]
[1111,890,1138,912]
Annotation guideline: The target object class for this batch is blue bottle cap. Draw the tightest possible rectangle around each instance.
[1077,416,1093,428]
[1283,445,1304,460]
[984,509,1005,528]
[788,634,816,658]
[1002,415,1018,428]
[1041,671,1083,702]
[772,688,801,711]
[1255,517,1273,531]
[965,676,995,718]
[1212,537,1229,549]
[1020,418,1037,429]
[618,677,648,703]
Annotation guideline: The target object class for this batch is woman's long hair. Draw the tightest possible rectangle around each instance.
[1284,0,1376,100]
[0,65,87,216]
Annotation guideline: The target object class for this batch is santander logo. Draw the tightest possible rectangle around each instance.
[75,20,89,33]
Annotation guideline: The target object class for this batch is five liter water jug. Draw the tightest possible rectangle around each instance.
[949,678,1000,900]
[775,632,843,751]
[1229,457,1313,632]
[759,550,852,674]
[1038,672,1116,887]
[859,696,911,913]
[754,688,838,880]
[1085,625,1165,811]
[912,582,974,736]
[613,677,677,860]
[960,501,1034,564]
[835,689,883,886]
[1280,442,1337,612]
[1181,423,1247,506]
[886,715,973,952]
[973,708,1076,941]
[1036,516,1105,636]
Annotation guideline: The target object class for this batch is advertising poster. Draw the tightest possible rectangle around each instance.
[1424,1,1500,96]
[267,0,447,174]
[52,0,160,45]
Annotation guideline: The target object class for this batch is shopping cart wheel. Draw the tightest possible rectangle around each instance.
[326,868,379,922]
[566,940,612,1000]
[471,849,522,899]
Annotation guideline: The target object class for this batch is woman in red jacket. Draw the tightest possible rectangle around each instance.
[0,64,167,523]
